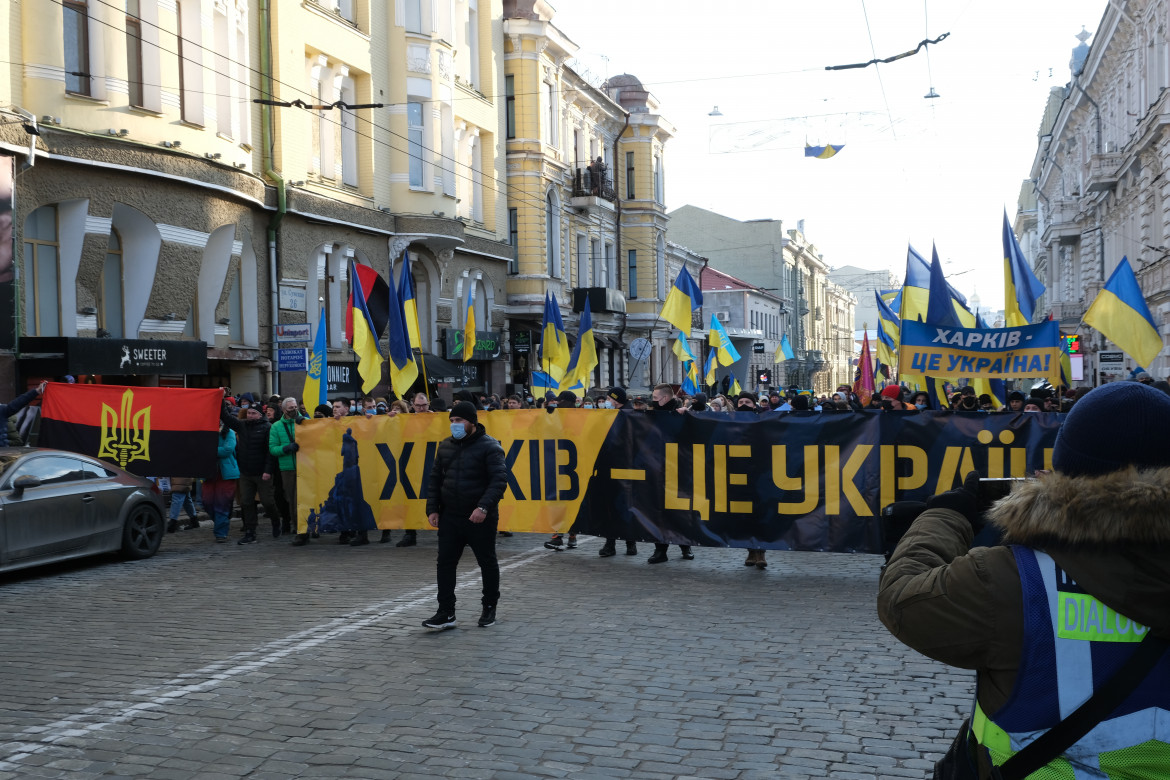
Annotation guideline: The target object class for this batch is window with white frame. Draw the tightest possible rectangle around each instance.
[339,75,358,188]
[591,238,601,286]
[408,101,425,188]
[176,0,203,125]
[405,0,422,33]
[214,6,232,137]
[546,190,560,276]
[545,78,558,146]
[64,0,91,96]
[576,233,588,287]
[467,0,480,89]
[125,1,144,107]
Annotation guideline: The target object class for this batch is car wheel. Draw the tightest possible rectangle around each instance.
[121,503,164,560]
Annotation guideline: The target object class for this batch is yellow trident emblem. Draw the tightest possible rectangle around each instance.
[98,389,152,469]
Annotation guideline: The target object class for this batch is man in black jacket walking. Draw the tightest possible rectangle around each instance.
[221,401,281,543]
[422,401,508,631]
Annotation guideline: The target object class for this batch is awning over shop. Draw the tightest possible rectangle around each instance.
[417,352,465,384]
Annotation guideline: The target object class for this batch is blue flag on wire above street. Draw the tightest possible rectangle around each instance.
[804,144,845,159]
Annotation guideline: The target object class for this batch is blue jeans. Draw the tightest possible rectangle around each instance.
[169,492,197,521]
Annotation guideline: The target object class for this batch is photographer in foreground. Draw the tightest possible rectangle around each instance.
[878,381,1169,779]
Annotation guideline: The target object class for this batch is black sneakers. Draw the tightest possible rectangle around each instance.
[237,533,257,545]
[544,536,564,551]
[422,611,457,631]
[680,545,694,560]
[598,540,616,557]
[625,541,638,555]
[290,534,310,547]
[396,531,417,547]
[477,606,496,627]
[566,535,578,549]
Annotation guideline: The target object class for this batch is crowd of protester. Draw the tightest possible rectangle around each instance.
[145,375,1123,562]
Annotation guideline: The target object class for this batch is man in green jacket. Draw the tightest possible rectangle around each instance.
[268,397,308,545]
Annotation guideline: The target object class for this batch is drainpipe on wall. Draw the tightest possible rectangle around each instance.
[259,0,286,396]
[613,111,630,385]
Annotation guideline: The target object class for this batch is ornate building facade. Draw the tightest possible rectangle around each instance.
[1025,8,1170,382]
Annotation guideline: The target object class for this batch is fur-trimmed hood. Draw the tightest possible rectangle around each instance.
[988,466,1170,635]
[989,466,1170,548]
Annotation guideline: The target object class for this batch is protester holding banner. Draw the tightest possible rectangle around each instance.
[597,387,638,558]
[878,382,1170,779]
[647,385,695,565]
[205,421,240,542]
[422,401,508,631]
[221,401,281,543]
[0,380,45,445]
[270,398,309,546]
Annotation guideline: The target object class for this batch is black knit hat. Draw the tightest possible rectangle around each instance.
[1053,382,1170,476]
[607,386,628,406]
[449,400,478,425]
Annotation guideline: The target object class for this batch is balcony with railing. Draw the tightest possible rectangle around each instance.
[569,165,617,212]
[1086,152,1124,193]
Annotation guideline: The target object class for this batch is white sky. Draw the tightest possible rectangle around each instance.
[552,0,1109,313]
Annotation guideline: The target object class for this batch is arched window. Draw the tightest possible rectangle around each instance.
[24,206,61,336]
[545,190,560,276]
[100,229,125,338]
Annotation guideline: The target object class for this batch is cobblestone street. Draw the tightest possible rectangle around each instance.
[0,527,970,779]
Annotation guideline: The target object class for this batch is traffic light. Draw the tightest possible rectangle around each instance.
[757,369,771,384]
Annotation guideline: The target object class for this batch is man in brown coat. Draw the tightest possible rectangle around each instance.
[878,381,1170,778]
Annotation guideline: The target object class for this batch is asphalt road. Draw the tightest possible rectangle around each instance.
[0,522,970,779]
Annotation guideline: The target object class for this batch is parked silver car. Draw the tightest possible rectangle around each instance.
[0,447,166,574]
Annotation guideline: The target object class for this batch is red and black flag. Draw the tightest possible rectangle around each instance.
[39,384,222,477]
[345,264,390,344]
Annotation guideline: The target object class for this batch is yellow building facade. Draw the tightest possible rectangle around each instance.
[0,0,513,399]
[501,0,685,394]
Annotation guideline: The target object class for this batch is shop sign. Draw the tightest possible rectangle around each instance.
[274,323,312,343]
[444,329,503,361]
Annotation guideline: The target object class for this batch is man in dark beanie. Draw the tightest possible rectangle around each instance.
[878,381,1170,778]
[690,392,709,412]
[422,400,508,630]
[1003,389,1026,412]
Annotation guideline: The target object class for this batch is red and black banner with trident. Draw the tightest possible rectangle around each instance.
[40,384,222,477]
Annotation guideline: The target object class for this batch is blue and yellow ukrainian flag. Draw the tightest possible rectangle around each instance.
[708,315,742,366]
[660,267,704,337]
[461,282,477,361]
[730,376,742,396]
[1084,256,1162,368]
[350,264,384,394]
[1003,209,1045,327]
[804,144,844,159]
[397,250,422,350]
[560,298,598,392]
[673,334,700,394]
[704,348,718,387]
[385,262,418,398]
[540,292,571,382]
[774,333,795,363]
[303,305,327,406]
[875,290,900,374]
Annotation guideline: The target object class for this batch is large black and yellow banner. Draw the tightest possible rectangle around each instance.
[296,410,1061,553]
[40,384,221,477]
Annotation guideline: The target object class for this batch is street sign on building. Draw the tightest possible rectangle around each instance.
[276,348,308,372]
[279,285,307,312]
